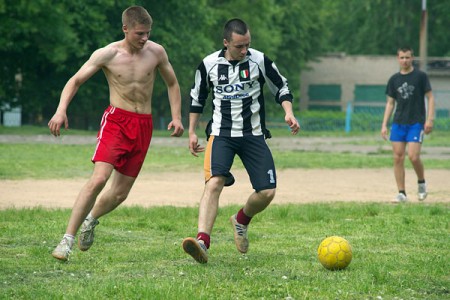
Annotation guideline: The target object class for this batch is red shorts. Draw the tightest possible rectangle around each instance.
[92,106,153,177]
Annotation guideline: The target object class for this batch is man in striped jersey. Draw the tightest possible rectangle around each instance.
[182,18,300,263]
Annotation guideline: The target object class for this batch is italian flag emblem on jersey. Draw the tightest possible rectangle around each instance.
[240,69,249,79]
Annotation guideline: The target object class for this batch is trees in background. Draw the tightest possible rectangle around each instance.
[0,0,448,129]
[0,0,122,127]
[321,0,450,56]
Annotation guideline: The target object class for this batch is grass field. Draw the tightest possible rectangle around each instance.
[2,143,450,180]
[1,126,449,299]
[1,204,449,299]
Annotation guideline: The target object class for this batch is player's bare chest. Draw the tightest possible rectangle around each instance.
[107,55,157,81]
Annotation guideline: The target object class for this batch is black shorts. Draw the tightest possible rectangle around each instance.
[204,135,276,192]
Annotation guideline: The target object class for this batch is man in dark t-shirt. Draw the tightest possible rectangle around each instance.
[381,47,435,203]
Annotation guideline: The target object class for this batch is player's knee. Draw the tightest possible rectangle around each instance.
[206,176,226,191]
[393,152,405,163]
[114,191,129,203]
[258,188,276,202]
[87,174,109,192]
[408,153,421,164]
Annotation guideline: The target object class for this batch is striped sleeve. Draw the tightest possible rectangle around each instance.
[263,55,293,104]
[190,62,209,113]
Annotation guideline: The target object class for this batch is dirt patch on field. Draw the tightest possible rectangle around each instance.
[1,135,448,208]
[1,168,449,210]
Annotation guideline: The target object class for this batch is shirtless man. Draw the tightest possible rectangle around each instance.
[48,6,184,261]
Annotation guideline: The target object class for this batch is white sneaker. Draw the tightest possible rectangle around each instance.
[392,193,408,203]
[182,237,208,264]
[52,237,73,261]
[230,214,249,253]
[418,183,427,201]
[78,217,99,251]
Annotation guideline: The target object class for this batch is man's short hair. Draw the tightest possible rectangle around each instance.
[122,6,152,28]
[397,46,414,56]
[223,19,249,41]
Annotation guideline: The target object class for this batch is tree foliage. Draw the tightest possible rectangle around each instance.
[321,0,450,56]
[0,0,448,129]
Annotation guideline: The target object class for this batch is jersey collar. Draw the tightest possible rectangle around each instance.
[218,47,251,64]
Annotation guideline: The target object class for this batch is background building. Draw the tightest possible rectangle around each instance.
[300,54,450,117]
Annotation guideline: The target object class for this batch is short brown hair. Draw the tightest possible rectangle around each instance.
[223,19,249,41]
[122,6,152,28]
[397,46,414,56]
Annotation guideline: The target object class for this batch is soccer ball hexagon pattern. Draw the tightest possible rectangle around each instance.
[317,236,352,270]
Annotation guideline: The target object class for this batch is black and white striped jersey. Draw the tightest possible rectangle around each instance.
[190,48,293,138]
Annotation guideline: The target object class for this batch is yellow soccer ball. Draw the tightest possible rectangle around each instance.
[317,236,352,270]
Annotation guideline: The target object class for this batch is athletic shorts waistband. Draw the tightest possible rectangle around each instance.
[106,105,152,119]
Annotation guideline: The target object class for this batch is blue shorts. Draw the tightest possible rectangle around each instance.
[204,135,276,192]
[390,123,424,143]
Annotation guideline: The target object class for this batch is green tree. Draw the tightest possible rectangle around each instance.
[0,0,119,126]
[204,0,327,116]
[0,1,331,128]
[273,0,328,113]
[321,0,450,56]
[428,1,450,56]
[139,0,217,125]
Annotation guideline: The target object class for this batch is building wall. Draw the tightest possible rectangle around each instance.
[300,54,450,113]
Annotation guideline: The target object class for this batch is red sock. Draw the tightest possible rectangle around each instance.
[236,208,252,225]
[196,232,210,249]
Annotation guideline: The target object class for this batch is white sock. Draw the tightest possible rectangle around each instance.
[63,234,75,247]
[86,212,97,221]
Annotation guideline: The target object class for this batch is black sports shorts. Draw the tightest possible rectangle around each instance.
[204,135,276,192]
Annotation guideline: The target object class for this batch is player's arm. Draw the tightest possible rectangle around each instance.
[261,55,299,135]
[188,62,208,156]
[188,112,205,157]
[381,96,395,140]
[281,100,300,135]
[424,90,435,134]
[48,48,109,136]
[263,56,292,105]
[157,47,184,137]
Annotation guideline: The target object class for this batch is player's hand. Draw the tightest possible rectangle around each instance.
[189,134,204,157]
[424,120,433,134]
[168,119,184,137]
[48,112,68,137]
[285,114,300,135]
[381,126,388,140]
